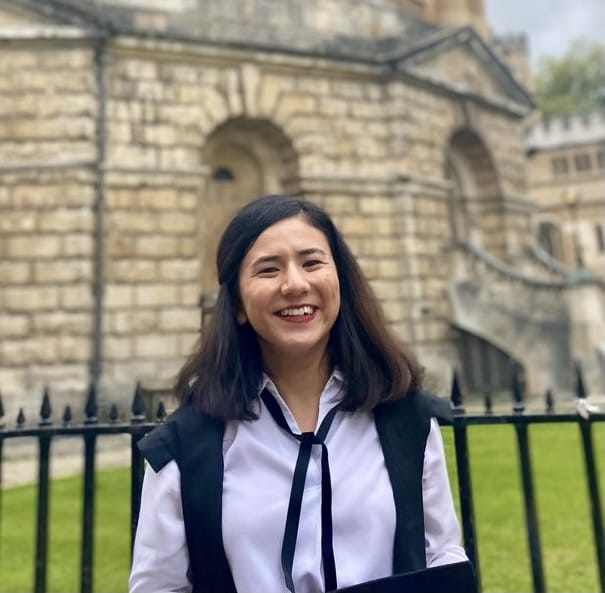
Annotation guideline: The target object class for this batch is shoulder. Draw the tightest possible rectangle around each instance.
[373,390,452,478]
[376,390,452,424]
[138,404,226,472]
[412,389,453,424]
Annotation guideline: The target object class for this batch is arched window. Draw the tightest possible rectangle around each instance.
[212,166,235,182]
[537,220,563,261]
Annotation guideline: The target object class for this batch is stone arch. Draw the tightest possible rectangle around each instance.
[198,117,300,310]
[444,129,501,251]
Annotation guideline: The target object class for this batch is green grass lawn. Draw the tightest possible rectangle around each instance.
[442,423,605,593]
[1,423,604,592]
[0,467,132,593]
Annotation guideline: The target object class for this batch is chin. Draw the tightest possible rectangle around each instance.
[281,341,328,357]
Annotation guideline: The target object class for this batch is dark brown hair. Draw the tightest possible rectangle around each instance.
[174,194,422,419]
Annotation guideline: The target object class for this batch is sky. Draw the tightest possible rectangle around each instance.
[485,0,605,70]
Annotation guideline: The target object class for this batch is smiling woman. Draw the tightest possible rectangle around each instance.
[128,195,476,593]
[174,195,420,421]
[236,216,341,429]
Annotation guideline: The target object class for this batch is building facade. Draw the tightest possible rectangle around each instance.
[0,0,602,418]
[526,111,605,274]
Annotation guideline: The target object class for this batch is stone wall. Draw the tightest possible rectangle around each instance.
[0,42,97,418]
[0,27,541,416]
[101,170,203,396]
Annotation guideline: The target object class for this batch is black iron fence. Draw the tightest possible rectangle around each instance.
[0,370,603,593]
[0,384,160,593]
[448,367,605,593]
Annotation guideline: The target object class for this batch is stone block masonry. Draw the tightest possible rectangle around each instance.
[0,2,561,414]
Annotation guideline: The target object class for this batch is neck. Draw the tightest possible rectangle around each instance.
[263,351,332,432]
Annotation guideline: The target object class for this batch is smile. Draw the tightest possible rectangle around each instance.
[277,305,316,317]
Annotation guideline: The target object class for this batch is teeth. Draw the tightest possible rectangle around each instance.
[279,306,314,317]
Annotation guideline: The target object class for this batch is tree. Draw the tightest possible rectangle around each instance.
[534,40,605,117]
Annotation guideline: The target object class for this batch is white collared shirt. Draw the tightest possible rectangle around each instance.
[129,371,467,593]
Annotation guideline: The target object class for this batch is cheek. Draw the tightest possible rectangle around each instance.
[237,285,268,322]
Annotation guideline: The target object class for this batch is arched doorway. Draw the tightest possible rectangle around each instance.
[199,117,300,323]
[455,327,524,396]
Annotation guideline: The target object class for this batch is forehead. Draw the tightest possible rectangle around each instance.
[243,215,332,261]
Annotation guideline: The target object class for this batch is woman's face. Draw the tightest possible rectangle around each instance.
[237,215,341,368]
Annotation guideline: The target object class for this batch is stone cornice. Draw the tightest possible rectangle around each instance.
[0,158,96,171]
[104,164,209,177]
[0,26,102,41]
[108,35,380,78]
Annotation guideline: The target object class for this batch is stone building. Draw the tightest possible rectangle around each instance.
[526,110,605,274]
[0,0,603,420]
[491,33,533,95]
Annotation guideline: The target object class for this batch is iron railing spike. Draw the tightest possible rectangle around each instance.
[512,365,525,414]
[109,403,119,423]
[575,362,588,400]
[156,400,167,422]
[16,407,25,427]
[39,387,52,426]
[451,370,465,413]
[131,382,145,422]
[545,389,555,414]
[63,405,73,426]
[84,383,98,424]
[483,390,493,415]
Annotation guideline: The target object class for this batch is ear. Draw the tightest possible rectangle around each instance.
[236,307,248,325]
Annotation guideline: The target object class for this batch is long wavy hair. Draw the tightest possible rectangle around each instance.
[174,194,422,419]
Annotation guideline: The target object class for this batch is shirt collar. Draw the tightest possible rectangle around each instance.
[257,367,345,432]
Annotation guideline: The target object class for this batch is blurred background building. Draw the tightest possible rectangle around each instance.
[0,0,603,417]
[526,111,605,272]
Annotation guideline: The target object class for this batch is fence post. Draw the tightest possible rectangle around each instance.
[575,363,605,592]
[512,369,545,593]
[81,384,99,593]
[130,383,146,554]
[450,372,481,591]
[34,389,52,593]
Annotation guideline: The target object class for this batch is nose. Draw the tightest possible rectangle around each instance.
[281,264,309,295]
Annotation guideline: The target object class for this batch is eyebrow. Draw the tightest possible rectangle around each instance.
[251,248,328,267]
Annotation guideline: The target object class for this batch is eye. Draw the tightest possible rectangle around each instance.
[303,259,324,269]
[257,266,279,276]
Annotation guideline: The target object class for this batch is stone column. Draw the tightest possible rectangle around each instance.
[391,174,457,395]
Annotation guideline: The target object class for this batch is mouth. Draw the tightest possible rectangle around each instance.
[276,305,317,318]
